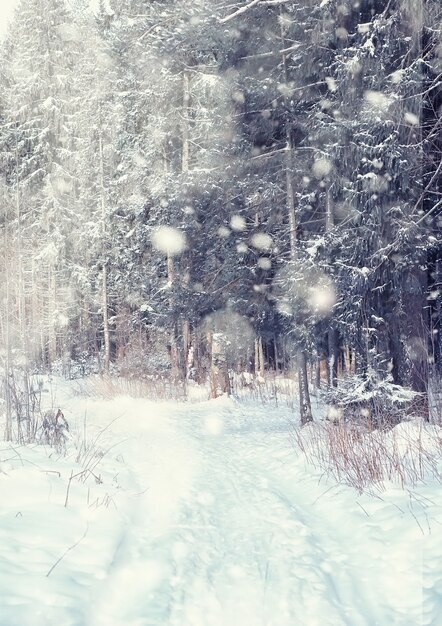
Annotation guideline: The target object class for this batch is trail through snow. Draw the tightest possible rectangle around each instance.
[1,388,441,625]
[77,395,439,626]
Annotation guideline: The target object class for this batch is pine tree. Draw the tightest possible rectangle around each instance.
[1,0,83,370]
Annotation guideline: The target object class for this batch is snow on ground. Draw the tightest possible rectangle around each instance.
[0,378,441,626]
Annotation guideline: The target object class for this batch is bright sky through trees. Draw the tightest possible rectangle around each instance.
[0,0,17,36]
[0,0,101,36]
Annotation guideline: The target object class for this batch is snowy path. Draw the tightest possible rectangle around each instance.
[79,397,438,626]
[1,391,440,626]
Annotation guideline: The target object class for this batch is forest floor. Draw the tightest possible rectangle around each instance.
[0,378,441,626]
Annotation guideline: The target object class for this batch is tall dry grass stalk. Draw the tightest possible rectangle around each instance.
[294,419,442,493]
[74,375,186,401]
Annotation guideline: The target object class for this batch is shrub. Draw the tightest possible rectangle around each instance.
[294,418,442,493]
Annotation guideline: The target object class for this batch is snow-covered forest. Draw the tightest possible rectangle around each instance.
[0,1,442,625]
[0,0,441,419]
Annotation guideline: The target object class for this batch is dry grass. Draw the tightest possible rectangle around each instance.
[294,418,442,493]
[73,375,186,401]
[230,372,297,407]
[76,372,300,406]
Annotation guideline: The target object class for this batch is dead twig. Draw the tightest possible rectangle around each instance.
[46,524,89,577]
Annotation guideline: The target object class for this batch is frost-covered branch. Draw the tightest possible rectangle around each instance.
[220,0,289,24]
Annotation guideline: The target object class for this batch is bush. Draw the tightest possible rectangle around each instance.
[321,372,421,427]
[40,409,70,454]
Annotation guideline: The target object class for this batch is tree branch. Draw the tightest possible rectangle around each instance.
[220,0,289,24]
[220,0,262,24]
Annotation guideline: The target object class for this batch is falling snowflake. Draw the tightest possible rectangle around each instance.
[151,226,187,256]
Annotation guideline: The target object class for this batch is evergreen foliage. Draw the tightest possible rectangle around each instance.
[0,0,441,419]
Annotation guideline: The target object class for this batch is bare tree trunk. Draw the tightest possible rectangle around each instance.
[254,338,259,376]
[298,351,313,425]
[15,139,31,440]
[324,185,340,389]
[183,319,191,376]
[167,252,181,382]
[274,335,279,372]
[99,132,110,374]
[209,332,231,398]
[182,70,190,173]
[180,71,191,386]
[115,305,129,365]
[280,12,312,424]
[48,264,57,366]
[3,221,12,441]
[258,336,265,378]
[315,360,321,390]
[328,328,339,388]
[403,268,428,395]
[102,264,111,374]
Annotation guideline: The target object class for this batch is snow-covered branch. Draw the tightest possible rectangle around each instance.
[220,0,289,24]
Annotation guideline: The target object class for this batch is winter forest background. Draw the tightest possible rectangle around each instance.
[1,0,442,434]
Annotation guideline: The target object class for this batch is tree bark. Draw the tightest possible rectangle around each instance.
[328,328,339,388]
[280,11,312,424]
[178,71,191,385]
[298,352,313,425]
[102,264,111,374]
[99,132,110,374]
[209,332,231,398]
[3,220,12,441]
[167,252,181,382]
[182,70,190,173]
